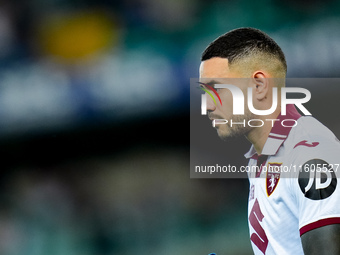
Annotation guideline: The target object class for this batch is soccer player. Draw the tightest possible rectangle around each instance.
[199,28,340,254]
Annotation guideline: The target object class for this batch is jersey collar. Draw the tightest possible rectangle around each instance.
[244,104,302,159]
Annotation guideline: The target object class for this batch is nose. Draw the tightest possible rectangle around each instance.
[206,92,216,112]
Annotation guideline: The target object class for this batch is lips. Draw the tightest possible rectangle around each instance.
[208,114,221,121]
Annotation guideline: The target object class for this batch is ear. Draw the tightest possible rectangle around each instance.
[252,71,269,100]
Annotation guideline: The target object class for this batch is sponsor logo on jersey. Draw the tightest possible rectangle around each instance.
[266,163,282,196]
[298,159,337,200]
[294,140,319,149]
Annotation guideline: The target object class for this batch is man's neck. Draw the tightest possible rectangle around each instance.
[246,110,281,155]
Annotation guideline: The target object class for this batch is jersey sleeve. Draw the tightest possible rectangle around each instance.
[290,141,340,236]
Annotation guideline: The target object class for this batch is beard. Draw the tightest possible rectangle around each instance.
[217,110,256,141]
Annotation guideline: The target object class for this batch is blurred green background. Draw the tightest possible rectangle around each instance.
[0,0,340,254]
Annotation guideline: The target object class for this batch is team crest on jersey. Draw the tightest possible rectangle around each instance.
[266,163,282,196]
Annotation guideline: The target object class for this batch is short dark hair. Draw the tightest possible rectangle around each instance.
[201,27,287,74]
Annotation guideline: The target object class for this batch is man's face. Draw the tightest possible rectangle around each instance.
[199,57,255,140]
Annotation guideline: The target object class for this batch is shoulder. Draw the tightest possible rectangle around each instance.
[283,116,340,199]
[286,116,340,161]
[290,116,337,144]
[279,116,340,180]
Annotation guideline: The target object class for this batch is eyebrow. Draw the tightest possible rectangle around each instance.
[199,80,221,88]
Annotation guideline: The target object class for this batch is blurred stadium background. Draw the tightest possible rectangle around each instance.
[1,0,340,254]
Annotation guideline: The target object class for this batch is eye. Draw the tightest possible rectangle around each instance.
[215,87,221,93]
[198,82,207,90]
